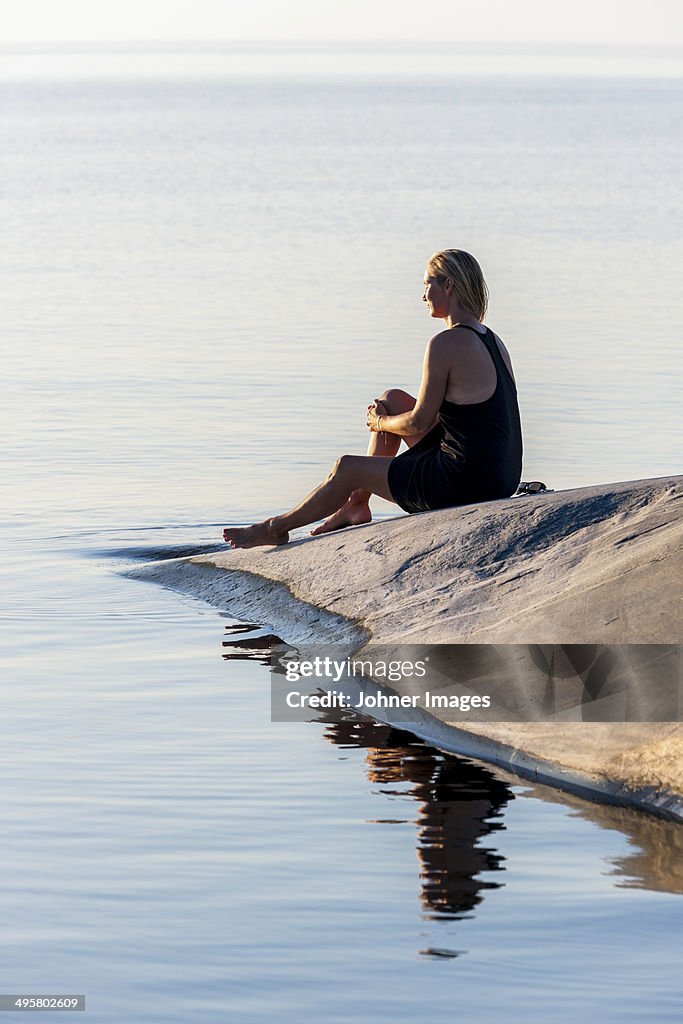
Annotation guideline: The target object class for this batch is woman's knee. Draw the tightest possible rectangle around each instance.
[376,388,416,414]
[331,454,356,479]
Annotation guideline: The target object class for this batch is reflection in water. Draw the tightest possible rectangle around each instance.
[322,719,511,922]
[608,815,683,893]
[221,627,683,910]
[91,542,226,561]
[222,629,285,667]
[520,784,683,894]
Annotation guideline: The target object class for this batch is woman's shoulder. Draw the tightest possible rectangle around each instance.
[428,324,515,382]
[427,325,488,356]
[429,325,483,347]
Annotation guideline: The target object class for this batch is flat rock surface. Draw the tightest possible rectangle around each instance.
[132,475,683,816]
[198,475,683,644]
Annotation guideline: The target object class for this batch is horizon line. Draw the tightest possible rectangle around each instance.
[2,39,683,52]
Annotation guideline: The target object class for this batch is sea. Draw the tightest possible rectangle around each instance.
[1,43,682,1023]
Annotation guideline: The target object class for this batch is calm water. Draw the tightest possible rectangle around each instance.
[2,47,682,1022]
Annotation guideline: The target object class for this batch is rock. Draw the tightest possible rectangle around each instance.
[128,475,683,819]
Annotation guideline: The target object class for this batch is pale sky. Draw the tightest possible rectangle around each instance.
[1,0,682,45]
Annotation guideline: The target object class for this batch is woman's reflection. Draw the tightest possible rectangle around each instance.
[221,630,683,906]
[322,718,512,920]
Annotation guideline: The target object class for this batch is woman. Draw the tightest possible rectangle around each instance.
[223,249,522,548]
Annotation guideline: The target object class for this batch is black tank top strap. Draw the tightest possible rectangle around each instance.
[454,323,514,387]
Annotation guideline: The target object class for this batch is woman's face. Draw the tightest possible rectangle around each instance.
[422,271,449,318]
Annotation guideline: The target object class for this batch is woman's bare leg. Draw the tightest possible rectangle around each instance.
[223,454,396,548]
[311,387,436,534]
[222,387,437,548]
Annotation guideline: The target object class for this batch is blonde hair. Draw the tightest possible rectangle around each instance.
[428,249,489,321]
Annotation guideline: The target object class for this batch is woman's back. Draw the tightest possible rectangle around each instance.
[441,324,515,405]
[438,324,523,497]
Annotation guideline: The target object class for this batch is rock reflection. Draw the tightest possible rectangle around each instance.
[221,625,286,667]
[218,630,683,901]
[520,784,683,894]
[322,719,512,920]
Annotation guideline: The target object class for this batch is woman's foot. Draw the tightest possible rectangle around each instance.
[223,518,289,548]
[310,492,372,536]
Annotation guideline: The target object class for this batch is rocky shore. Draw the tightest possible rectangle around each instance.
[129,475,683,820]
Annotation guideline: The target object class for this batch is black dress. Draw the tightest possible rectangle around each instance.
[387,325,523,514]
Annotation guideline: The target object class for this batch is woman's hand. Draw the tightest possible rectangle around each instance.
[367,399,388,433]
